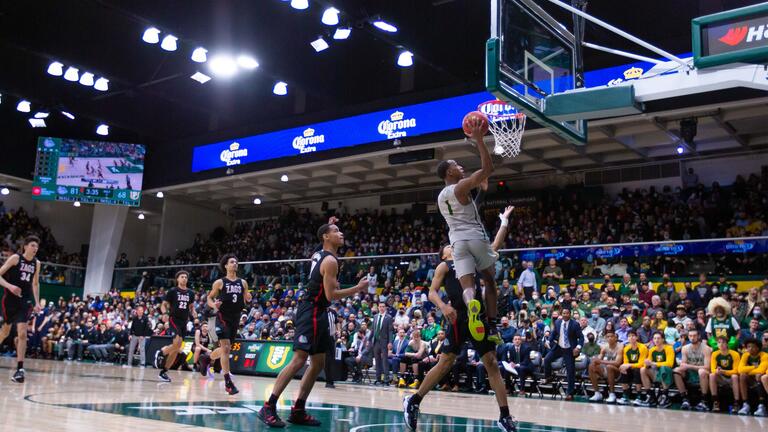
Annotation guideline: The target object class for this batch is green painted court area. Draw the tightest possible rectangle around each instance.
[65,400,600,432]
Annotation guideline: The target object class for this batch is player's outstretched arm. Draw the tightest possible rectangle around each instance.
[491,205,514,252]
[0,255,21,295]
[322,258,367,301]
[455,117,494,201]
[427,263,456,323]
[33,260,41,308]
[242,279,253,303]
[207,280,222,311]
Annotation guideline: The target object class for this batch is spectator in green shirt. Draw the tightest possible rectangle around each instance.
[583,332,601,358]
[618,274,633,296]
[420,314,441,342]
[542,258,563,294]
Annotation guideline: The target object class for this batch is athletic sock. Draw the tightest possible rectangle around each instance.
[161,367,168,373]
[294,398,306,410]
[705,393,712,404]
[267,394,279,407]
[411,394,422,405]
[499,405,510,419]
[17,362,23,370]
[224,373,232,384]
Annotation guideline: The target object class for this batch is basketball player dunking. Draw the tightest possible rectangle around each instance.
[199,254,251,395]
[258,217,369,428]
[0,235,41,383]
[155,270,196,382]
[436,116,502,344]
[404,206,517,432]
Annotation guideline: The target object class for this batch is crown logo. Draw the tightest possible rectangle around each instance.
[390,111,404,121]
[229,142,240,151]
[303,128,315,137]
[623,67,643,79]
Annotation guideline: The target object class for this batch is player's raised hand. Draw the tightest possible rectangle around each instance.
[356,276,369,292]
[503,205,514,218]
[466,116,487,141]
[328,215,339,225]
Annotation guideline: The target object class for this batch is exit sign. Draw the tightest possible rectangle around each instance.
[693,2,768,68]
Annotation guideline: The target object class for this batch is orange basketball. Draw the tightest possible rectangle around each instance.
[462,111,489,137]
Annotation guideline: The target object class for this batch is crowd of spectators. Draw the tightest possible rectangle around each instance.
[2,170,768,415]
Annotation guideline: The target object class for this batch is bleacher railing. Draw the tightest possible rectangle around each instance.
[110,236,767,292]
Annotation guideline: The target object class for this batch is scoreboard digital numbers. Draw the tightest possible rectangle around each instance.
[32,137,146,207]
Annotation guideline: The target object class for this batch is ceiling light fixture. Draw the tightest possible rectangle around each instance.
[29,118,46,128]
[16,100,31,113]
[273,81,288,95]
[160,35,178,51]
[47,61,64,76]
[372,19,398,33]
[34,112,49,119]
[73,201,81,207]
[190,72,212,84]
[280,174,289,182]
[191,47,208,63]
[138,213,145,220]
[61,111,75,120]
[96,124,109,136]
[321,7,340,25]
[0,188,9,196]
[290,0,309,10]
[676,145,684,155]
[64,67,79,82]
[142,27,161,44]
[253,197,262,205]
[79,72,95,86]
[94,78,109,91]
[311,36,329,52]
[236,55,259,70]
[156,191,164,198]
[333,27,351,40]
[397,50,414,67]
[209,55,238,78]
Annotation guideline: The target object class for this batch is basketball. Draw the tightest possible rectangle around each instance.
[462,111,489,136]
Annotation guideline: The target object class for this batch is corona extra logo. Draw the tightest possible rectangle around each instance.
[219,142,248,166]
[292,128,324,154]
[378,110,416,139]
[623,67,643,80]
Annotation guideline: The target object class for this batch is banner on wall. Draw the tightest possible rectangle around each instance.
[516,238,767,262]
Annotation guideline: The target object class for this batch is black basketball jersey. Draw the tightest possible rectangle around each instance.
[303,250,336,311]
[442,260,481,314]
[165,287,192,320]
[4,253,37,304]
[217,277,246,317]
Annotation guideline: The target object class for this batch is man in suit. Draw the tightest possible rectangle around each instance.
[500,334,533,395]
[371,302,393,385]
[344,329,372,383]
[543,308,584,400]
[388,328,409,384]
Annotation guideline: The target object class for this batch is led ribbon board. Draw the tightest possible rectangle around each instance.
[693,2,768,68]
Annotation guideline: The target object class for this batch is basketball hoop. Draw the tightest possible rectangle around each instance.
[478,100,526,158]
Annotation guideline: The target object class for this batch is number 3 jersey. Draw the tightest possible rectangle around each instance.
[165,287,193,321]
[217,278,246,319]
[3,253,37,307]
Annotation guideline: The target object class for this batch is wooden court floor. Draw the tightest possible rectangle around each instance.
[0,357,765,431]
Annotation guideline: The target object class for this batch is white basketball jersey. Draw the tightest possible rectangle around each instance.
[437,184,488,243]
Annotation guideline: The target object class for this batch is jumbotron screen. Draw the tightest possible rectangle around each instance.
[32,137,146,207]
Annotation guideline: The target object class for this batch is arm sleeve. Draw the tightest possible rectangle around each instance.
[634,344,648,369]
[738,352,756,374]
[754,352,768,375]
[724,352,740,377]
[623,346,630,366]
[710,352,718,374]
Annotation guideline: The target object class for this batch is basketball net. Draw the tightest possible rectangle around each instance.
[478,100,526,158]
